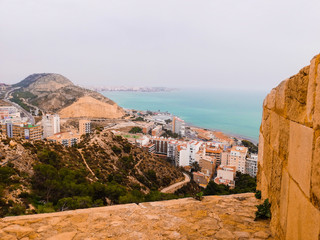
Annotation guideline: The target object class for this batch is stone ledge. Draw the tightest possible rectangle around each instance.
[0,193,273,240]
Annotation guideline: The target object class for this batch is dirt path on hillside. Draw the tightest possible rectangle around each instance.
[160,173,190,194]
[77,149,98,181]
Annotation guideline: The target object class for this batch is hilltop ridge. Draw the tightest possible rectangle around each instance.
[10,73,125,118]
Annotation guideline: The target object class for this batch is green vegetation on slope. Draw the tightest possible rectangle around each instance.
[0,132,188,216]
[204,172,256,196]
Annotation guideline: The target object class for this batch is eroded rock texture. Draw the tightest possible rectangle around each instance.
[258,54,320,240]
[0,194,272,240]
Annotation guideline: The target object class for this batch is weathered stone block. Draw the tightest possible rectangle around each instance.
[261,108,271,144]
[288,121,313,197]
[270,111,280,153]
[306,56,319,124]
[285,66,309,124]
[286,180,320,240]
[311,135,320,210]
[313,62,320,129]
[279,169,290,233]
[275,79,288,115]
[264,89,276,110]
[278,116,290,166]
[258,132,264,167]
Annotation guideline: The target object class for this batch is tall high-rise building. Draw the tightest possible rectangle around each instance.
[42,114,60,138]
[172,117,185,136]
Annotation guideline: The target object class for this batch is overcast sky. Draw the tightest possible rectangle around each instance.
[1,0,319,91]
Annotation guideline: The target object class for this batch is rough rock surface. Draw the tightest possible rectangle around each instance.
[59,96,124,119]
[0,193,272,240]
[257,54,320,240]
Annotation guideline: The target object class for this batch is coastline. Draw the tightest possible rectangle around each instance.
[184,121,259,144]
[101,89,263,144]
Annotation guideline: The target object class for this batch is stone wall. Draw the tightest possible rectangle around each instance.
[0,193,272,240]
[257,54,320,240]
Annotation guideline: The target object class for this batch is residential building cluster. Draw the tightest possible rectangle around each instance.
[126,113,258,189]
[0,104,91,147]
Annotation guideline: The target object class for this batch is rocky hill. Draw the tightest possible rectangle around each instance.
[258,54,320,239]
[0,130,184,217]
[11,73,125,118]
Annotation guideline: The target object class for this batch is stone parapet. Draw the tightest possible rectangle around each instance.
[257,54,320,240]
[0,193,272,239]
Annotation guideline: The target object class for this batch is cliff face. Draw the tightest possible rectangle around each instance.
[258,54,320,239]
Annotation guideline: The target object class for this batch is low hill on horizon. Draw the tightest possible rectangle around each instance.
[11,73,125,119]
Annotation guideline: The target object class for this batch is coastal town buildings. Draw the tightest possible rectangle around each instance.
[1,123,42,140]
[151,137,169,155]
[151,125,162,137]
[47,131,81,147]
[142,122,154,134]
[79,120,91,135]
[214,165,236,188]
[0,106,21,122]
[42,114,60,138]
[193,172,210,187]
[205,147,222,165]
[245,154,258,177]
[172,117,185,137]
[227,146,248,174]
[199,155,216,177]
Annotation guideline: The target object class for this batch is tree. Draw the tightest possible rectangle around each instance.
[203,181,230,196]
[129,127,143,134]
[241,140,258,154]
[190,162,201,172]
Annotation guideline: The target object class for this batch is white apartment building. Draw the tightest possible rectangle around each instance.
[245,154,258,177]
[172,117,185,137]
[174,141,202,167]
[175,144,189,166]
[42,114,60,138]
[214,165,236,188]
[227,146,248,174]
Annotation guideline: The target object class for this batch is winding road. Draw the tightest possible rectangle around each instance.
[3,87,35,125]
[161,172,190,194]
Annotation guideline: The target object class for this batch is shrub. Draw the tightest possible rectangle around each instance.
[194,191,204,201]
[255,199,271,220]
[111,146,122,155]
[255,190,261,199]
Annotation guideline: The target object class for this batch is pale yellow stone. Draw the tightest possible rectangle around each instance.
[311,136,320,208]
[2,225,34,239]
[47,231,77,240]
[287,121,313,197]
[275,79,288,114]
[214,229,234,239]
[279,169,290,233]
[258,132,264,167]
[265,89,276,110]
[306,56,319,123]
[312,59,320,128]
[269,111,280,153]
[286,179,320,240]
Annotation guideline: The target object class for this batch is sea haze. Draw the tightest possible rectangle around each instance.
[101,88,266,142]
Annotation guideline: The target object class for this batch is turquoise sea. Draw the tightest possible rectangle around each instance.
[101,89,267,143]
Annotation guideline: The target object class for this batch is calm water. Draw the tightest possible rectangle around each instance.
[101,88,266,142]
